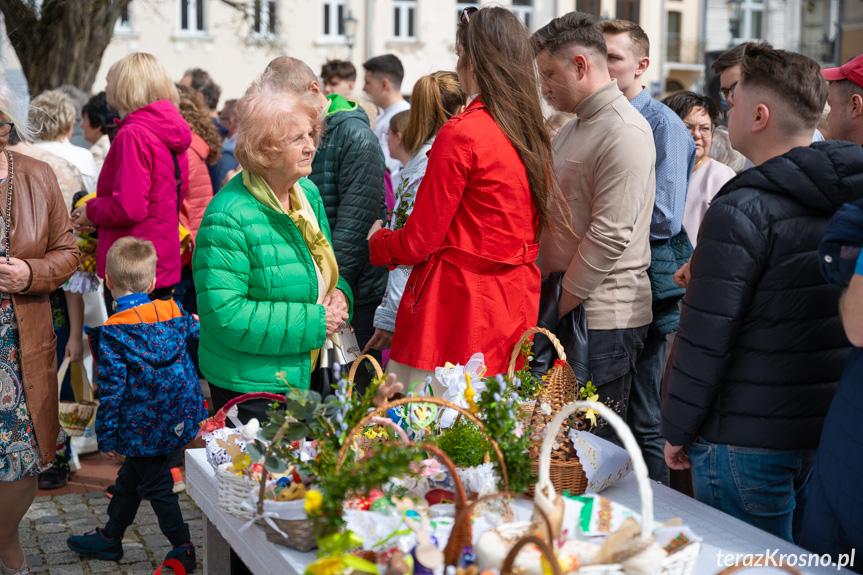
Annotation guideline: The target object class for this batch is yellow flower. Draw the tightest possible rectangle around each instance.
[231,453,251,471]
[582,394,600,428]
[305,489,323,516]
[305,557,343,575]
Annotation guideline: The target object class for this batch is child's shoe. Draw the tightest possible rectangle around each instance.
[165,542,196,572]
[171,467,185,494]
[66,529,123,561]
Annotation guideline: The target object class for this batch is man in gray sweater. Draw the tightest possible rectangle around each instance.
[533,12,656,430]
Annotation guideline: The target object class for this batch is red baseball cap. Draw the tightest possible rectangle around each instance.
[822,53,863,88]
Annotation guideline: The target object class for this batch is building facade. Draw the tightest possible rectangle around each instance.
[2,0,700,106]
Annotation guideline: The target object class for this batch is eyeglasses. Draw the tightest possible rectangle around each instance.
[684,123,713,138]
[0,123,14,137]
[460,6,478,23]
[719,81,738,103]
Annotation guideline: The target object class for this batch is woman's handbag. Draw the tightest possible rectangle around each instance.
[57,358,98,437]
[532,272,591,386]
[312,323,362,399]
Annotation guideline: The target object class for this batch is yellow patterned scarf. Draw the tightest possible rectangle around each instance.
[243,171,339,298]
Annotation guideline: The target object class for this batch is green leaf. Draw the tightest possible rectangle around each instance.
[283,421,310,441]
[246,442,264,462]
[265,455,287,474]
[342,555,378,573]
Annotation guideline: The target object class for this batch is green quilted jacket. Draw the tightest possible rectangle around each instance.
[192,175,354,393]
[308,94,387,306]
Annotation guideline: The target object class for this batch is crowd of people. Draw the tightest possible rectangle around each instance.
[0,5,861,575]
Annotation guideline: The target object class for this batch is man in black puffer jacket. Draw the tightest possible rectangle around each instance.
[661,45,863,543]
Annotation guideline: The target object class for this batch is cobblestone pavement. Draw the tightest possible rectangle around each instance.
[21,492,204,574]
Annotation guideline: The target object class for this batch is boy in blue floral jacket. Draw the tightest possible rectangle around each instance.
[67,237,207,572]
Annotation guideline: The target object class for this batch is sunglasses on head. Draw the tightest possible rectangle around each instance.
[460,6,478,23]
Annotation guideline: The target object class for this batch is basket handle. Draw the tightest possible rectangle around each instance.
[536,401,653,541]
[449,491,555,552]
[500,535,562,575]
[506,327,567,379]
[347,354,383,386]
[57,357,71,399]
[335,396,509,493]
[210,392,286,429]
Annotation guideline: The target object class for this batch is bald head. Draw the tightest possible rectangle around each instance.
[263,57,318,95]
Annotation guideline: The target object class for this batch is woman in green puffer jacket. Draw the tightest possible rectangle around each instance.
[193,79,353,423]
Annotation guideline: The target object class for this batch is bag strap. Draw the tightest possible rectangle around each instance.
[172,151,181,215]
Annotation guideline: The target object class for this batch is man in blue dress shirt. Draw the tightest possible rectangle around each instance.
[600,20,696,485]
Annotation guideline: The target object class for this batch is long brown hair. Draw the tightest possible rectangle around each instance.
[175,83,223,165]
[403,71,466,157]
[457,6,562,241]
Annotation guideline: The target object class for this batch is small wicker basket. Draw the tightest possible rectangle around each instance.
[57,358,98,437]
[509,328,589,496]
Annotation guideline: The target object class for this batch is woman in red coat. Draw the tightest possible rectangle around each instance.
[368,6,563,392]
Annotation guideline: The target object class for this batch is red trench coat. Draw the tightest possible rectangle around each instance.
[369,97,540,373]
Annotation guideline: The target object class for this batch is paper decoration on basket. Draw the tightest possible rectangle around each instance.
[567,428,633,494]
[435,353,488,428]
[563,493,640,538]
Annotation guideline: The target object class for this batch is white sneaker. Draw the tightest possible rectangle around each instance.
[71,434,99,455]
[69,453,81,473]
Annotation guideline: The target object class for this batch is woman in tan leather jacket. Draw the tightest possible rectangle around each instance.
[0,83,80,575]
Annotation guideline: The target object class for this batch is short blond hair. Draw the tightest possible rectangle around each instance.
[235,81,323,176]
[107,53,178,117]
[105,237,158,293]
[29,90,76,142]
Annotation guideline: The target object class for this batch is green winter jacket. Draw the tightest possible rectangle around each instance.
[308,94,387,306]
[192,174,354,393]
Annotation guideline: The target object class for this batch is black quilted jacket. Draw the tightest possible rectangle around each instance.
[309,104,387,306]
[662,140,863,449]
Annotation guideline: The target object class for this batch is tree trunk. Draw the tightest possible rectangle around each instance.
[0,0,130,95]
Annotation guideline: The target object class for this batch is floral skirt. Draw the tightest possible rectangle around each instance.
[0,295,59,481]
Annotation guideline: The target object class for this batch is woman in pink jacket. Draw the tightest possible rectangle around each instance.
[72,53,191,308]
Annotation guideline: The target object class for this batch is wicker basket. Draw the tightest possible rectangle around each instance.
[202,392,287,519]
[57,358,98,437]
[534,401,702,575]
[335,395,511,568]
[257,501,317,552]
[509,327,589,496]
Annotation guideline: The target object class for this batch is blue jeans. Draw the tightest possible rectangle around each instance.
[687,437,816,543]
[628,330,668,485]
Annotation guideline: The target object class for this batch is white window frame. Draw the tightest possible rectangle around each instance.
[114,1,134,34]
[392,0,417,41]
[734,0,765,42]
[250,0,279,39]
[456,0,479,26]
[320,0,346,40]
[511,0,533,30]
[177,0,207,35]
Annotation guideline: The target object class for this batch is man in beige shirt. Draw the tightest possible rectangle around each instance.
[533,12,655,427]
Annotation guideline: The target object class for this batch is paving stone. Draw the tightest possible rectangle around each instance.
[30,567,46,574]
[118,549,149,564]
[142,534,169,548]
[34,516,64,525]
[84,492,109,500]
[36,524,68,534]
[54,494,84,504]
[39,538,70,554]
[42,551,79,565]
[178,501,195,510]
[64,509,96,520]
[26,555,42,567]
[135,524,162,536]
[67,518,99,530]
[89,560,121,573]
[46,563,85,575]
[97,514,110,523]
[27,509,58,520]
[122,532,140,543]
[135,514,158,525]
[123,563,158,575]
[89,504,109,514]
[183,509,201,520]
[58,503,89,514]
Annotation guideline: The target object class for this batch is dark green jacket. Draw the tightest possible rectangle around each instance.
[308,94,387,306]
[646,228,693,336]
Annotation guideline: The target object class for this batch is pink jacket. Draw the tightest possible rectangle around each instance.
[180,132,214,266]
[88,100,191,289]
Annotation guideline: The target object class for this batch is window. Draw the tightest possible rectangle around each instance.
[251,0,278,37]
[322,0,345,38]
[114,1,132,33]
[177,0,206,34]
[392,0,416,40]
[616,0,639,23]
[666,11,681,61]
[576,0,601,18]
[511,0,532,30]
[456,0,479,26]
